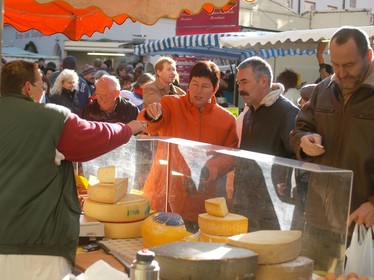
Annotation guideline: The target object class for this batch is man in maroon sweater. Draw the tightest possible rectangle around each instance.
[0,60,147,279]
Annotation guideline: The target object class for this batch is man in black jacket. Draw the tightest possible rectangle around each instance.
[232,56,299,232]
[82,74,139,124]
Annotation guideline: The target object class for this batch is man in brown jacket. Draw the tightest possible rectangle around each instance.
[142,56,185,107]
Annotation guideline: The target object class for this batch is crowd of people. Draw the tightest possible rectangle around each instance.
[0,26,373,279]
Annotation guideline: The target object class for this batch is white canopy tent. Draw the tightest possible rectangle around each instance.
[219,26,374,51]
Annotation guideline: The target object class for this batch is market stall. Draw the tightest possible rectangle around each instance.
[76,137,354,279]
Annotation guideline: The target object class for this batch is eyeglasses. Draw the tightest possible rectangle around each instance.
[31,82,43,88]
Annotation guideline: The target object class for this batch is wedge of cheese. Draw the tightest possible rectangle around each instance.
[87,178,128,204]
[83,193,150,223]
[97,166,116,184]
[103,218,146,239]
[205,197,228,217]
[227,230,302,264]
[198,213,248,236]
[255,256,313,280]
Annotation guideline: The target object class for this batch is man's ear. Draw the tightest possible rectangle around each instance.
[114,89,120,97]
[22,81,32,97]
[367,48,373,62]
[259,75,269,87]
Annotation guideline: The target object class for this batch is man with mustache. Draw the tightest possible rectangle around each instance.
[232,56,299,232]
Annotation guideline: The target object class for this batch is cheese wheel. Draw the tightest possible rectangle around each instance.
[198,213,248,236]
[83,194,150,222]
[255,256,313,280]
[199,231,228,243]
[97,166,116,183]
[141,212,192,248]
[205,197,228,217]
[87,178,128,204]
[103,219,145,239]
[227,230,302,264]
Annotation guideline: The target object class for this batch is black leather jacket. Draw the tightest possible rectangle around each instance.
[81,96,138,124]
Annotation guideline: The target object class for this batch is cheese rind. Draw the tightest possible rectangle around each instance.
[205,197,228,217]
[198,213,248,236]
[103,219,145,239]
[141,212,192,248]
[255,256,313,280]
[97,166,116,183]
[87,178,128,204]
[227,230,302,264]
[199,231,228,243]
[83,194,150,222]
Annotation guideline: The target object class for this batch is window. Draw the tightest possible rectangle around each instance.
[304,1,316,11]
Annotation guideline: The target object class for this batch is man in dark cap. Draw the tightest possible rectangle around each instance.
[80,64,96,96]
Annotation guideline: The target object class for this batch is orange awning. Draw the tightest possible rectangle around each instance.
[4,0,237,40]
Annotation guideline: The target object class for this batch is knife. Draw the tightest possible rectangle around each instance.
[96,242,132,275]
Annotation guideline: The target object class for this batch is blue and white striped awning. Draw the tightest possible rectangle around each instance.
[135,26,374,60]
[134,32,318,60]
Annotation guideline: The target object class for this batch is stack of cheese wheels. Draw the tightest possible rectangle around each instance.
[83,166,150,239]
[228,230,314,280]
[198,197,248,243]
[141,212,192,248]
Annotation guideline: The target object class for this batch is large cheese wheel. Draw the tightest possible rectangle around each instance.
[87,178,128,204]
[199,231,228,243]
[83,194,150,222]
[227,230,302,264]
[198,213,248,236]
[103,219,145,239]
[205,197,228,217]
[152,242,258,280]
[255,256,313,280]
[141,212,192,248]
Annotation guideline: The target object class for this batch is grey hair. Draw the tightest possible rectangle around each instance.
[237,56,273,86]
[50,69,79,95]
[96,74,121,91]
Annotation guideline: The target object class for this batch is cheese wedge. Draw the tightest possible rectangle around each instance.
[87,178,128,204]
[227,230,302,264]
[255,256,313,280]
[97,166,116,183]
[198,213,248,236]
[83,193,150,222]
[205,197,228,217]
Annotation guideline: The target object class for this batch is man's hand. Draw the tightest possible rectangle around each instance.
[316,41,328,59]
[127,120,148,135]
[349,201,374,227]
[300,134,325,156]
